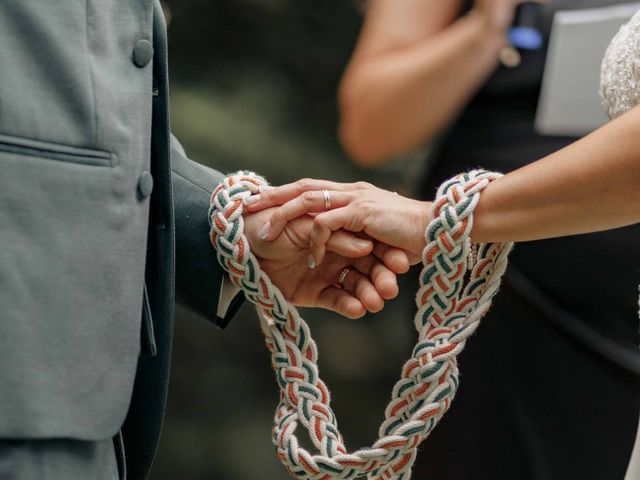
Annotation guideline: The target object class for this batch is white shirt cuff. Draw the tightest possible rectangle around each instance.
[217,274,242,319]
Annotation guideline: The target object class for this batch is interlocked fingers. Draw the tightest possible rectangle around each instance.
[208,169,512,480]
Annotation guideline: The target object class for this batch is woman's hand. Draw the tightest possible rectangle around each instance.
[244,179,432,268]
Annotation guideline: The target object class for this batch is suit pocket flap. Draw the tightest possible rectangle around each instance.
[0,133,115,167]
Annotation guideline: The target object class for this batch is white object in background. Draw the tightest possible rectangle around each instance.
[626,413,640,480]
[535,3,640,136]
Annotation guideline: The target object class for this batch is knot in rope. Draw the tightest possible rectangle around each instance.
[208,169,513,480]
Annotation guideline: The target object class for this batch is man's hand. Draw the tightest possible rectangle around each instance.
[243,207,401,319]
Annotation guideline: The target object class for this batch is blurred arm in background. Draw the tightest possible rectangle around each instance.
[339,0,522,165]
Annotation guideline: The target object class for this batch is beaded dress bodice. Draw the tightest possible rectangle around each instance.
[601,10,640,119]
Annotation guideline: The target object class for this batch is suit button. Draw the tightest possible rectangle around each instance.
[132,39,153,68]
[137,171,154,199]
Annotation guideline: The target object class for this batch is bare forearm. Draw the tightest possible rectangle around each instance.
[472,106,640,242]
[340,12,505,165]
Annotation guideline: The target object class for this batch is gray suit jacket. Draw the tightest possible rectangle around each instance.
[0,1,240,478]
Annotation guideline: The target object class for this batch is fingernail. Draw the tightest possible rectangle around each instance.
[353,239,371,251]
[243,195,260,206]
[259,222,271,240]
[307,255,316,269]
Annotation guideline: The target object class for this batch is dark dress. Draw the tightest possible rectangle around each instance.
[414,2,640,479]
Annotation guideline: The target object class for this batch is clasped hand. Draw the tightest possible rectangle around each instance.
[242,179,432,318]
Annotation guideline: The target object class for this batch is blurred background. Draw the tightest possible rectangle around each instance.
[150,1,425,478]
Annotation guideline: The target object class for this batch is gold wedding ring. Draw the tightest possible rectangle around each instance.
[322,189,331,211]
[337,266,355,290]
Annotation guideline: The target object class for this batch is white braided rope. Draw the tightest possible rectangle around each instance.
[208,170,513,480]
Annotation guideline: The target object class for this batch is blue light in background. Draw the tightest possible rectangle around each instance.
[508,26,543,50]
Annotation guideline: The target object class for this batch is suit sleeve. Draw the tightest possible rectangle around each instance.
[170,134,244,328]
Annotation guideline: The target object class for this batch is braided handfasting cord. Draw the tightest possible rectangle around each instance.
[208,170,513,480]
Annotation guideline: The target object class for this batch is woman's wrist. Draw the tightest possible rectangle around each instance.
[469,176,517,243]
[469,186,496,243]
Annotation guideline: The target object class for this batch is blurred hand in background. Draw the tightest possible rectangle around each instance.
[338,0,526,166]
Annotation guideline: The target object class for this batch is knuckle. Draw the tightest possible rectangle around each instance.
[359,199,376,213]
[351,198,366,212]
[297,178,314,191]
[354,181,372,190]
[302,191,319,205]
[262,188,275,202]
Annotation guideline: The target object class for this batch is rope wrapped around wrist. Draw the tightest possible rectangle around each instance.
[208,169,512,480]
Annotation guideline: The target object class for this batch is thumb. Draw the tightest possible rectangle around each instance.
[325,231,373,258]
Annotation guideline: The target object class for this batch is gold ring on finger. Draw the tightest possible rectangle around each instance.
[337,266,355,290]
[322,189,331,211]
